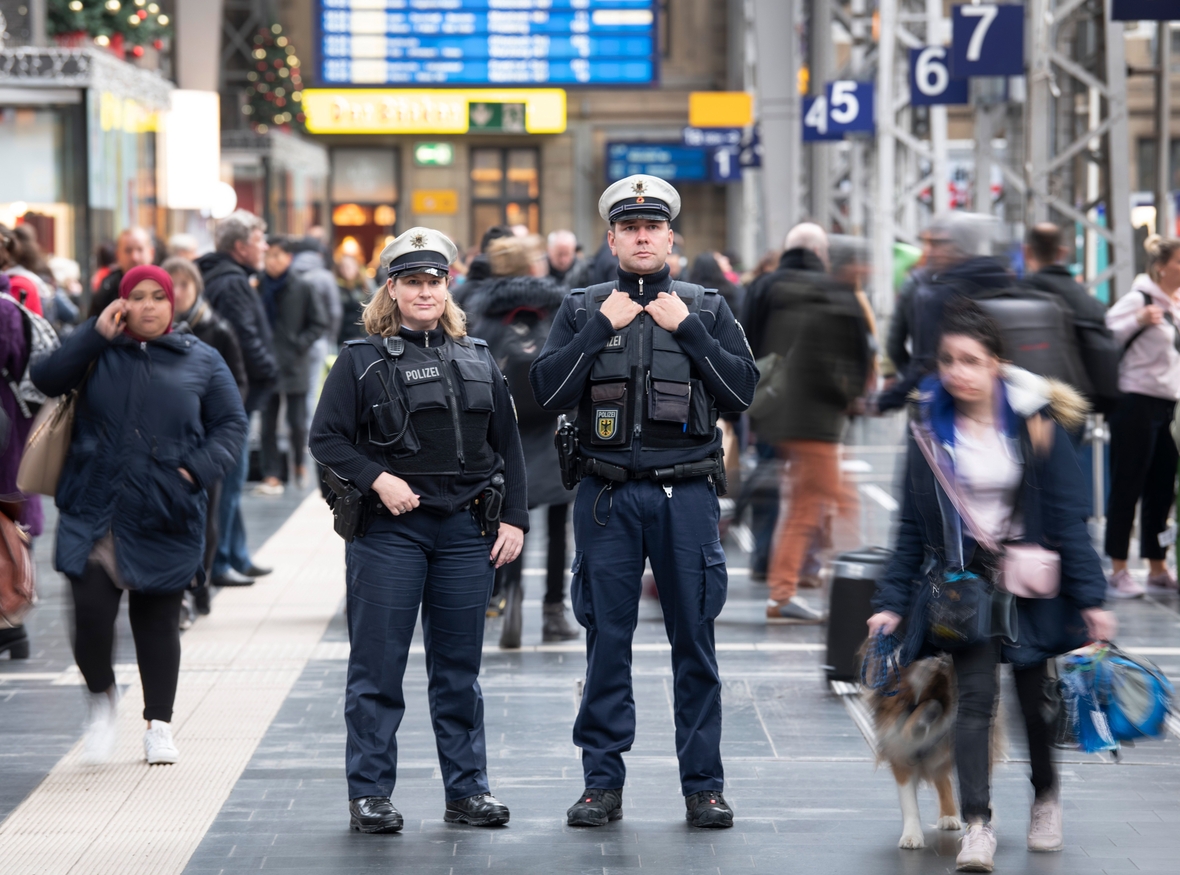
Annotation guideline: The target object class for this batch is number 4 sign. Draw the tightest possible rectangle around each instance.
[951,3,1024,78]
[802,95,841,141]
[803,82,875,141]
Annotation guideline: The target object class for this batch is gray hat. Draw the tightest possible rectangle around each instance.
[598,175,681,223]
[379,227,459,280]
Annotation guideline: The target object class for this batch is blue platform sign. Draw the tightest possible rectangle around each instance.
[709,146,742,183]
[1111,1,1180,20]
[802,95,842,141]
[318,0,658,86]
[606,143,708,183]
[951,4,1024,78]
[682,127,742,148]
[910,47,969,106]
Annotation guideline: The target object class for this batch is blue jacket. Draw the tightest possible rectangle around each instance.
[31,320,248,593]
[873,367,1106,667]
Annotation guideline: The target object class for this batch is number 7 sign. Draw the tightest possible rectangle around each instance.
[951,3,1024,78]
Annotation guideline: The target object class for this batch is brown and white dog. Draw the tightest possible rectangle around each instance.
[865,655,962,849]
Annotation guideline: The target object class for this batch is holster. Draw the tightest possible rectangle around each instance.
[323,468,372,543]
[472,473,505,537]
[555,415,582,490]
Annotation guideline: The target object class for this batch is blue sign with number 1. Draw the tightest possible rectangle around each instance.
[951,3,1024,78]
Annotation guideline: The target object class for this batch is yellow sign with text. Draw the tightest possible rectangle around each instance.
[303,89,567,135]
[411,190,459,215]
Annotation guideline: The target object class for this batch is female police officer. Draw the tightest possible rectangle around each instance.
[309,227,528,834]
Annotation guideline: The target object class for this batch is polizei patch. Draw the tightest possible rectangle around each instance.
[596,409,619,440]
[403,365,441,383]
[604,334,624,349]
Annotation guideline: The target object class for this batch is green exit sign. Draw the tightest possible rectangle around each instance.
[468,102,526,133]
[414,142,455,166]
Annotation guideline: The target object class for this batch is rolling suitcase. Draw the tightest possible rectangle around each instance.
[824,546,892,682]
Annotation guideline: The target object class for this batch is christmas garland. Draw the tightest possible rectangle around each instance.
[241,23,307,134]
[48,0,172,58]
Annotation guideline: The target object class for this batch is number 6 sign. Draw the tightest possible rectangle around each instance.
[951,3,1024,78]
[910,47,969,106]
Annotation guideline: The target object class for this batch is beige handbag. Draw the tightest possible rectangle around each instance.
[16,365,91,497]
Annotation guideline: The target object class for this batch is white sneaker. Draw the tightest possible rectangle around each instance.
[252,481,285,496]
[82,685,119,765]
[1027,796,1063,851]
[766,596,825,624]
[144,720,179,765]
[956,821,997,872]
[1106,569,1145,600]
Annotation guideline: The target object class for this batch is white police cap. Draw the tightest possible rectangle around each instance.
[379,227,459,280]
[598,175,681,224]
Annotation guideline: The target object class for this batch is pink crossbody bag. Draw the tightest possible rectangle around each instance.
[910,422,1061,599]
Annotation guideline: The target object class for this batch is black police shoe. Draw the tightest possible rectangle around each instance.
[349,796,404,833]
[444,793,510,827]
[567,788,623,827]
[685,791,734,829]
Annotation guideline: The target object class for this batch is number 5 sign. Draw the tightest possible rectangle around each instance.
[951,3,1024,78]
[910,47,969,106]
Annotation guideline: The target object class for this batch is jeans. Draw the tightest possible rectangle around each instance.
[952,638,1000,822]
[69,563,184,722]
[212,440,251,577]
[1013,660,1057,798]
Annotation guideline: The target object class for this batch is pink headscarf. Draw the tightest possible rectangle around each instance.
[118,265,175,342]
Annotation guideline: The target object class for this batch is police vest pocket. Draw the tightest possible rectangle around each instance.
[589,382,628,445]
[651,327,692,383]
[648,380,691,424]
[701,539,728,622]
[371,398,421,455]
[591,335,629,380]
[687,378,718,436]
[398,363,448,412]
[569,551,593,627]
[455,358,495,412]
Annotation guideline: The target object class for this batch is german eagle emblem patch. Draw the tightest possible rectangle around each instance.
[596,409,619,440]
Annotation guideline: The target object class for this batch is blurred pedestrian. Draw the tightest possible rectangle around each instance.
[689,251,744,319]
[91,241,116,293]
[453,225,513,313]
[868,299,1116,870]
[1103,234,1180,598]
[256,237,329,495]
[88,227,156,318]
[547,229,589,288]
[167,233,200,261]
[0,291,44,660]
[166,257,249,621]
[31,265,247,765]
[1,225,45,316]
[285,238,340,427]
[469,235,578,648]
[335,253,372,344]
[196,211,279,588]
[309,226,525,832]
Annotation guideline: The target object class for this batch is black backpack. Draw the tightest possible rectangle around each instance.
[475,306,556,430]
[971,287,1093,398]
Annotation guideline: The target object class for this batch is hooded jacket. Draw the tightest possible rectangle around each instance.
[1106,274,1180,402]
[873,367,1105,667]
[31,320,248,593]
[196,251,278,407]
[291,250,342,346]
[267,256,330,395]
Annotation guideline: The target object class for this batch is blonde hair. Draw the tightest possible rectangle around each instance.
[1145,234,1180,283]
[362,277,467,338]
[487,237,532,277]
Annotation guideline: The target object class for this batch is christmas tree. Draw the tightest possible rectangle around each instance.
[242,23,307,135]
[48,0,172,58]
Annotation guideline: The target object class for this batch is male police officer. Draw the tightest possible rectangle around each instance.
[529,176,758,829]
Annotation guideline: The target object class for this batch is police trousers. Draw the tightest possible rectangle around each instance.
[344,507,495,801]
[571,475,727,796]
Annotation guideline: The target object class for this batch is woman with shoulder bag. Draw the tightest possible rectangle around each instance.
[867,300,1116,871]
[1103,234,1180,597]
[30,266,247,765]
[309,227,528,834]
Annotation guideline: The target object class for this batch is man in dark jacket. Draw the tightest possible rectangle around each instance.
[874,213,1012,413]
[1022,223,1108,326]
[88,227,155,318]
[453,225,512,313]
[288,240,342,427]
[196,210,277,587]
[256,237,329,495]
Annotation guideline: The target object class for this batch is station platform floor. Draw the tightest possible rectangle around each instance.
[2,419,1179,875]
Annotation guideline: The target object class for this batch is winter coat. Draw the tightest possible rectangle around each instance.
[1105,274,1180,402]
[268,261,330,395]
[453,255,492,314]
[174,296,248,401]
[469,274,571,508]
[337,281,369,345]
[873,368,1106,668]
[742,248,826,358]
[30,320,248,593]
[196,251,279,408]
[0,295,42,536]
[291,251,342,346]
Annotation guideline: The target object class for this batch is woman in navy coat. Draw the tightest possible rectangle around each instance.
[32,265,246,767]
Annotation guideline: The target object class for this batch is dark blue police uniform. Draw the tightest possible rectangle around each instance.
[529,176,759,828]
[309,227,529,834]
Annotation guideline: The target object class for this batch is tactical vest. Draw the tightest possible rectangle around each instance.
[572,280,721,452]
[351,334,498,477]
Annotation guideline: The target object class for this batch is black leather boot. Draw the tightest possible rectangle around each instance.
[685,790,733,829]
[499,580,523,650]
[567,788,623,827]
[542,602,579,642]
[349,796,403,833]
[0,625,30,659]
[444,793,510,826]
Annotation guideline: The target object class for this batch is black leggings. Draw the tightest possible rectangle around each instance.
[1106,392,1178,561]
[496,503,569,604]
[261,391,308,479]
[69,563,183,722]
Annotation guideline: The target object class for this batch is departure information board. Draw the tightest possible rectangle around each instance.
[317,1,658,87]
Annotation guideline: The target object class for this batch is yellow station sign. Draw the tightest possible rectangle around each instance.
[303,88,567,135]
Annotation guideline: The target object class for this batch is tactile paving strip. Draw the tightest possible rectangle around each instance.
[0,494,343,875]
